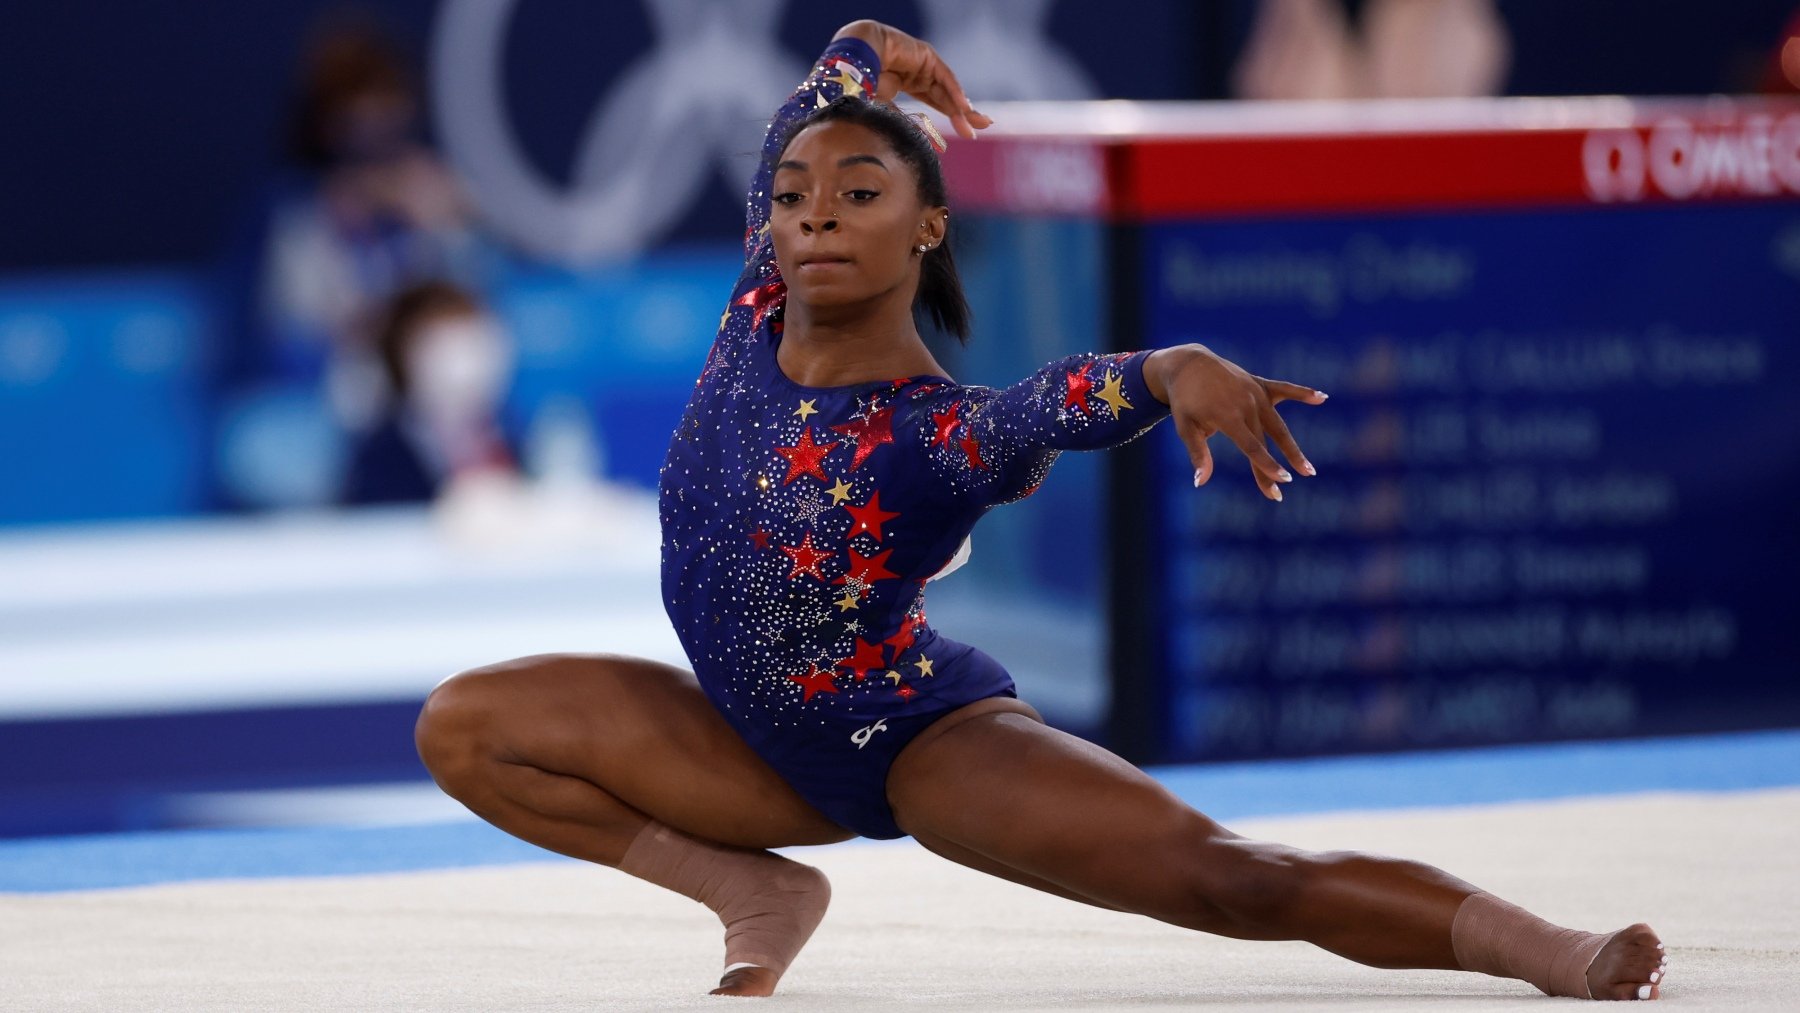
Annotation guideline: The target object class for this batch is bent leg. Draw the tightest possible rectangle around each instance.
[888,712,1663,998]
[416,652,851,994]
[417,652,850,860]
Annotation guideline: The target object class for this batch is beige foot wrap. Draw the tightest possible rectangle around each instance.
[618,822,830,976]
[1452,891,1609,998]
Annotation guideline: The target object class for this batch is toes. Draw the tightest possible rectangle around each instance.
[710,965,779,998]
[1591,926,1667,1001]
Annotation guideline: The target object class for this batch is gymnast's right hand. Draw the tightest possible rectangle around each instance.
[831,20,994,140]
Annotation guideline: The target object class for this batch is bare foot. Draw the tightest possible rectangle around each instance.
[1585,923,1667,1000]
[705,860,831,997]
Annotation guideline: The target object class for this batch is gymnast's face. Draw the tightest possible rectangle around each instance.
[770,121,944,313]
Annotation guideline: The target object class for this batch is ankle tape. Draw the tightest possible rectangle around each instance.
[1451,891,1607,999]
[617,822,829,975]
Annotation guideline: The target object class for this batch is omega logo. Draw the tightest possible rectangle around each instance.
[1582,113,1800,203]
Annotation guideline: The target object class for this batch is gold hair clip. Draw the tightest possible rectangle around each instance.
[908,111,948,153]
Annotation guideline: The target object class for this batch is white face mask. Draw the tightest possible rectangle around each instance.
[404,316,512,427]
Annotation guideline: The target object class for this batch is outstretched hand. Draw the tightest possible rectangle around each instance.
[832,20,993,139]
[1146,345,1328,501]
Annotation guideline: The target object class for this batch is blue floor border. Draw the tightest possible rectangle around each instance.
[4,728,1795,894]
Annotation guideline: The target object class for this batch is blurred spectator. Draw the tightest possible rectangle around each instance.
[341,281,515,507]
[1760,5,1800,92]
[219,13,489,510]
[1234,0,1511,99]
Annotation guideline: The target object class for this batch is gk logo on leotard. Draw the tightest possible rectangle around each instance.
[850,719,889,749]
[430,0,1097,265]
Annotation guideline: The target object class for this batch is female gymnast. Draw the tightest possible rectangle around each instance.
[416,19,1666,1001]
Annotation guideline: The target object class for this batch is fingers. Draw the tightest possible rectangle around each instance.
[903,47,988,139]
[1180,413,1294,502]
[1259,403,1315,478]
[1224,426,1290,501]
[1172,367,1327,503]
[1177,417,1216,488]
[1192,438,1214,488]
[923,50,982,139]
[1261,378,1329,407]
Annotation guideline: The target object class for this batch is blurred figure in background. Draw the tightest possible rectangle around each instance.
[219,13,489,510]
[342,279,637,551]
[1760,3,1800,92]
[341,281,515,507]
[1234,0,1510,99]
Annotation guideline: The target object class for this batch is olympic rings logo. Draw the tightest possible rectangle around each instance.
[429,0,1097,265]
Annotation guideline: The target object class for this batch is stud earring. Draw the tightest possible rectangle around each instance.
[917,244,929,253]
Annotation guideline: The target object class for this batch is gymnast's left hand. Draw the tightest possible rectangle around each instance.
[1145,344,1328,502]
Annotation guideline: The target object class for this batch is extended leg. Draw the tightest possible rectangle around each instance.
[888,711,1664,999]
[416,652,852,995]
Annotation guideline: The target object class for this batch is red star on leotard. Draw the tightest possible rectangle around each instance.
[834,546,899,596]
[747,525,772,549]
[843,490,901,542]
[958,432,988,470]
[837,637,888,680]
[829,406,895,471]
[883,611,925,654]
[773,427,840,484]
[930,400,962,447]
[780,531,831,581]
[896,683,917,700]
[787,662,840,702]
[735,280,786,334]
[1063,361,1095,415]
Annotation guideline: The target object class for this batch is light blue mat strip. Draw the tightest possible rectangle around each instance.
[5,729,1795,893]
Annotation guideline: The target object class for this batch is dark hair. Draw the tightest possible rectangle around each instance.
[286,20,416,170]
[778,97,972,343]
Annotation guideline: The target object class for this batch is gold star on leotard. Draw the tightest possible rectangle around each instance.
[834,591,861,612]
[825,477,853,505]
[913,655,934,677]
[1095,370,1134,419]
[719,308,731,333]
[795,398,819,421]
[884,669,904,685]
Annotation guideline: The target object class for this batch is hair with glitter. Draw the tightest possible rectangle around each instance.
[779,96,972,343]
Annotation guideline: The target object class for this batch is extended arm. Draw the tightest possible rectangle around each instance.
[937,349,1172,504]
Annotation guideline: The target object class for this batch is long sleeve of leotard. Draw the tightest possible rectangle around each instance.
[742,36,881,267]
[927,348,1173,506]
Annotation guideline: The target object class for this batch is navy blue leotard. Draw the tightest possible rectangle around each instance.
[658,37,1171,839]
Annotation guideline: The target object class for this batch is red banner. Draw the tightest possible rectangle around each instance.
[939,98,1800,220]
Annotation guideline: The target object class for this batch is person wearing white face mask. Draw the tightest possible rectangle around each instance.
[341,281,516,506]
